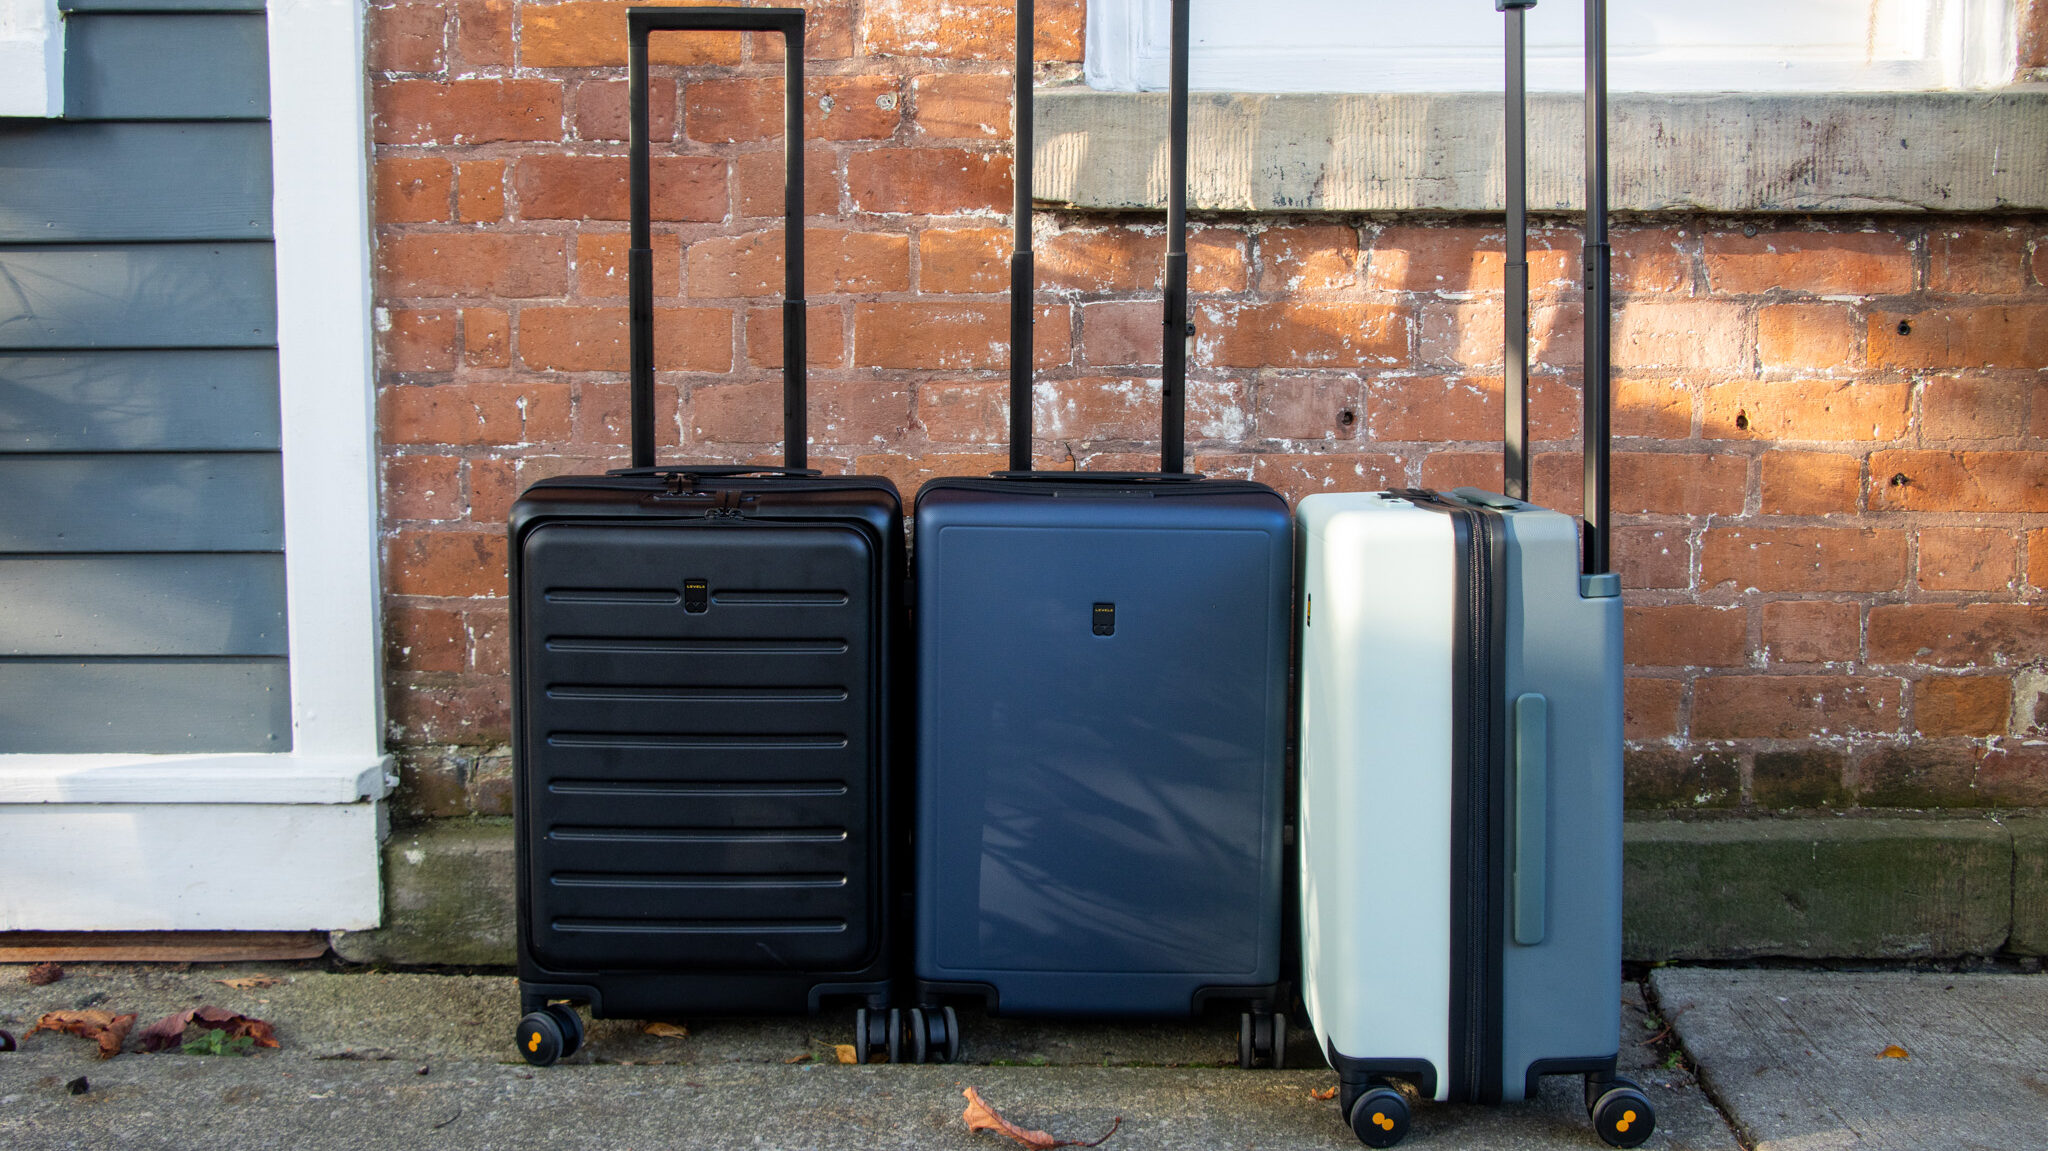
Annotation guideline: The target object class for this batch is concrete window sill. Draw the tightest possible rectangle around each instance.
[1033,88,2048,214]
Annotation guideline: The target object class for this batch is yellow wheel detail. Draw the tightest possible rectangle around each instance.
[1373,1113,1395,1131]
[528,1032,542,1052]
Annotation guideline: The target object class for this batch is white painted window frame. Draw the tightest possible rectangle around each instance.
[0,0,390,933]
[1085,0,2019,93]
[0,0,63,117]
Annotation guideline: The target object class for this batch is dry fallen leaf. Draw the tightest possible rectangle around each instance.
[25,963,63,987]
[140,1006,279,1053]
[1878,1044,1910,1060]
[783,1052,813,1064]
[216,977,281,990]
[834,1044,858,1065]
[28,1011,136,1059]
[642,1022,689,1039]
[1310,1086,1339,1101]
[963,1087,1122,1149]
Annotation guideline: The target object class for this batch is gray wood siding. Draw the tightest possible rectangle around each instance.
[1,7,289,753]
[0,555,286,656]
[64,14,269,120]
[0,350,281,452]
[0,660,290,753]
[0,122,272,242]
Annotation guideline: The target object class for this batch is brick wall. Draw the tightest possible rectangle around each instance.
[368,0,2048,821]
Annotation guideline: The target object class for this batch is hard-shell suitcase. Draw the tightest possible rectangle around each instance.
[507,7,908,1067]
[901,0,1294,1066]
[1295,1,1656,1145]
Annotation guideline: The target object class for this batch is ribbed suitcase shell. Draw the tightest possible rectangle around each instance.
[914,477,1291,1015]
[1296,489,1622,1103]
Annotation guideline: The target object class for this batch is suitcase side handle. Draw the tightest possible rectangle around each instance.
[627,7,807,472]
[1007,0,1195,478]
[1511,691,1548,946]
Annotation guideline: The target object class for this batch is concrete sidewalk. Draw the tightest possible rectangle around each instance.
[0,963,2036,1149]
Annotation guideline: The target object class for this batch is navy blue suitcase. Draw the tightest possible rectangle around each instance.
[901,0,1294,1066]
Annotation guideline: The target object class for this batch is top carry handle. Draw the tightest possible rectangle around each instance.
[1494,0,1611,578]
[1007,0,1194,476]
[628,7,807,472]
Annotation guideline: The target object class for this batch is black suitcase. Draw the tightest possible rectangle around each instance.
[507,6,907,1066]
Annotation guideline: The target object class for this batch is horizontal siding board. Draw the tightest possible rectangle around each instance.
[0,554,286,656]
[0,245,276,349]
[62,0,266,11]
[64,13,269,120]
[0,659,290,753]
[0,350,281,452]
[0,453,283,552]
[0,122,271,243]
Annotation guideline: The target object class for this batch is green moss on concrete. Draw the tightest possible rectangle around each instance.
[2010,815,2048,957]
[331,818,515,967]
[1623,816,2013,961]
[1625,749,1741,810]
[1753,750,1851,809]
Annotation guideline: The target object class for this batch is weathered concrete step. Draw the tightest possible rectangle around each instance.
[332,814,2048,968]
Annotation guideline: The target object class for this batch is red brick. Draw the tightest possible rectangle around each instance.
[574,233,681,299]
[1702,528,1906,593]
[1916,676,2014,737]
[373,79,561,145]
[854,300,1005,369]
[2027,0,2048,69]
[750,0,855,59]
[686,76,902,144]
[1418,299,1583,373]
[379,233,566,299]
[913,73,1008,140]
[1626,605,1749,668]
[574,77,676,143]
[1692,675,1902,740]
[1187,228,1252,293]
[1188,380,1254,442]
[1612,452,1746,515]
[1615,527,1689,591]
[743,303,845,369]
[862,0,1083,61]
[465,601,510,675]
[846,147,1007,215]
[1612,228,1691,294]
[919,380,1007,444]
[1368,375,1576,443]
[1869,450,2048,512]
[1756,303,1859,373]
[736,148,841,219]
[1920,375,2030,440]
[383,454,464,522]
[1869,306,2048,369]
[808,375,915,446]
[1528,451,1586,514]
[1918,528,2020,592]
[1029,304,1072,368]
[1761,451,1862,515]
[688,229,911,297]
[382,381,571,446]
[1032,377,1162,441]
[852,451,1009,493]
[1250,453,1405,504]
[1211,301,1409,369]
[456,160,506,223]
[570,386,678,453]
[385,601,466,674]
[1257,376,1361,442]
[387,530,508,598]
[918,228,1009,293]
[1365,225,1577,293]
[1039,228,1156,292]
[1703,230,1913,295]
[1079,301,1158,368]
[519,307,733,373]
[522,1,742,67]
[376,157,452,223]
[388,677,510,745]
[1258,225,1360,292]
[1418,451,1502,493]
[1929,228,2032,295]
[1763,600,1860,664]
[2032,528,2048,590]
[514,155,726,222]
[1979,745,2048,806]
[1614,377,1693,439]
[1702,379,1908,442]
[380,308,457,371]
[1868,604,2048,667]
[463,308,510,368]
[454,0,512,67]
[1611,301,1747,371]
[369,1,447,73]
[468,457,519,524]
[1624,678,1683,740]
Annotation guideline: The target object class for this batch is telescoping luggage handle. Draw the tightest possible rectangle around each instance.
[1004,0,1197,479]
[1494,0,1612,579]
[625,7,812,475]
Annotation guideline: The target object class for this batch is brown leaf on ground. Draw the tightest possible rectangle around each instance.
[1310,1085,1339,1101]
[27,1011,136,1059]
[642,1022,688,1039]
[783,1052,813,1064]
[139,1010,195,1053]
[962,1087,1122,1149]
[141,1006,279,1053]
[215,977,281,990]
[833,1043,858,1064]
[1878,1044,1910,1060]
[25,963,63,986]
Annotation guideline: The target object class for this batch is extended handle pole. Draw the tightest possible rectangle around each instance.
[1009,0,1035,473]
[1582,0,1612,575]
[1500,0,1532,501]
[1161,0,1190,475]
